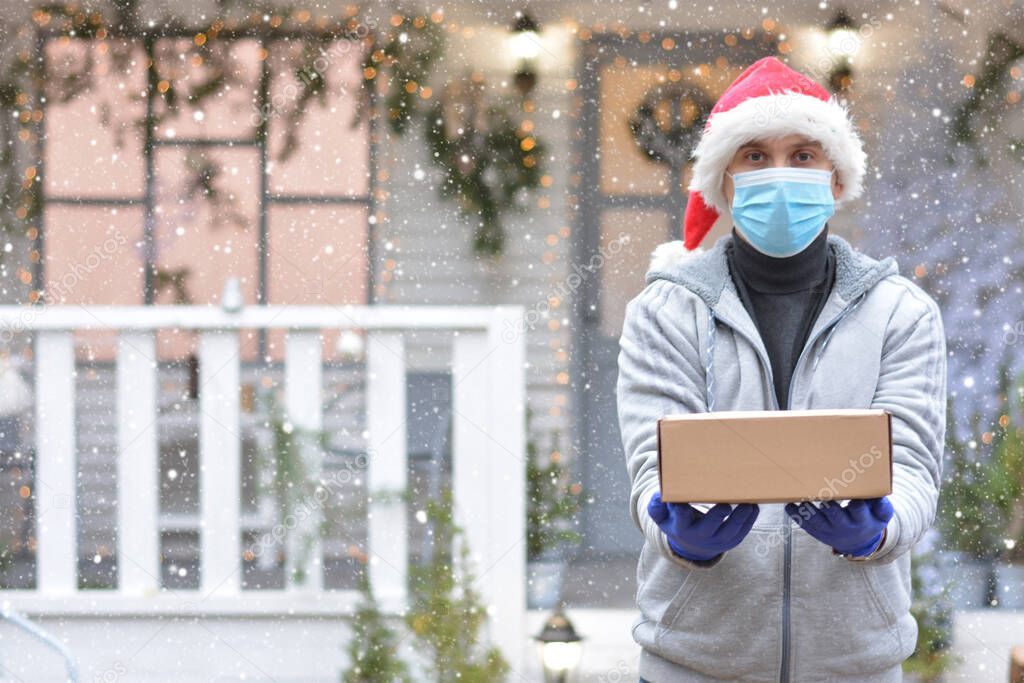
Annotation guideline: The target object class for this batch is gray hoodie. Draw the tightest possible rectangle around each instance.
[616,232,947,682]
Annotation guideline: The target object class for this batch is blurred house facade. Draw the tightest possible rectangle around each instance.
[0,0,1021,678]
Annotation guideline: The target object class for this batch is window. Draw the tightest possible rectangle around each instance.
[40,32,374,362]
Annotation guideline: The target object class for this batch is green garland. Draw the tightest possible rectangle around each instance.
[425,90,545,256]
[358,15,546,257]
[950,30,1024,161]
[628,81,712,168]
[354,12,445,136]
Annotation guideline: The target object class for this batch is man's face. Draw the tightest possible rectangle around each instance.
[722,133,844,211]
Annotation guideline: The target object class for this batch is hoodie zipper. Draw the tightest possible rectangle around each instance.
[709,291,866,683]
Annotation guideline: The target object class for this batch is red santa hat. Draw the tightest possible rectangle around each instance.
[682,56,867,250]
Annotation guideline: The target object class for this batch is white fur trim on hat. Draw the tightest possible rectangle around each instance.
[649,240,705,272]
[687,91,867,215]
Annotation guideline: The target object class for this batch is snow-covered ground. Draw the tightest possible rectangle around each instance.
[524,608,1024,683]
[1,608,1019,681]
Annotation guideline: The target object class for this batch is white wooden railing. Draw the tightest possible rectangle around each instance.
[0,304,526,675]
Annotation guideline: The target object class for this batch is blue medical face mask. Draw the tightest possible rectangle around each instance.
[726,166,836,258]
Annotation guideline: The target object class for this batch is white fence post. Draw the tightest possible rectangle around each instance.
[452,306,526,677]
[35,331,78,594]
[117,332,160,595]
[199,330,241,596]
[451,329,490,584]
[485,307,526,677]
[366,332,407,612]
[284,331,324,591]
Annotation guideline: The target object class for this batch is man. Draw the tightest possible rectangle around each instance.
[617,57,947,682]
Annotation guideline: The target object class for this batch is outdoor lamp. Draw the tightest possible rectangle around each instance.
[509,9,541,97]
[534,605,583,683]
[826,8,860,57]
[825,8,859,92]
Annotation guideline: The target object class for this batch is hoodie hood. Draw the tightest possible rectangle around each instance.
[643,233,901,414]
[645,232,899,312]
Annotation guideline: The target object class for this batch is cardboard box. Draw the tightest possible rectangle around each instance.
[657,408,893,504]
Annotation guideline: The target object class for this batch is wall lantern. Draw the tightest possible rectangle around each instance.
[825,8,859,92]
[509,9,541,97]
[534,605,583,683]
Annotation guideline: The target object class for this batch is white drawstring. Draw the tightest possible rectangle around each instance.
[706,310,717,412]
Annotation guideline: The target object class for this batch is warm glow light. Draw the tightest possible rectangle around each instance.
[541,641,582,672]
[509,30,541,60]
[828,28,860,57]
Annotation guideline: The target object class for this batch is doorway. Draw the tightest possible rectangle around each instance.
[570,31,775,568]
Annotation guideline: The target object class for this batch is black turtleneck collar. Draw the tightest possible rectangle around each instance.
[727,224,832,294]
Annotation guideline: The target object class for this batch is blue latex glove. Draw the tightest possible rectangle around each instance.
[785,497,894,557]
[647,492,760,562]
